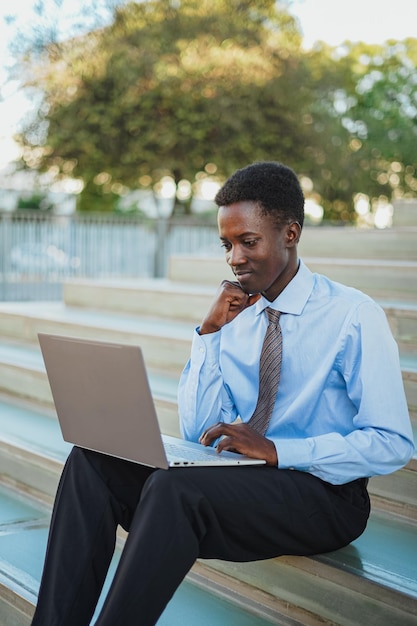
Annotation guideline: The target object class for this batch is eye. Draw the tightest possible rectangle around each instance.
[243,239,257,247]
[220,241,231,251]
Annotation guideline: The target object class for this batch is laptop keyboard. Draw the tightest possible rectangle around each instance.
[164,441,235,463]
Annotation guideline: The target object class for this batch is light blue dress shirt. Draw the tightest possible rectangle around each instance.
[178,260,415,484]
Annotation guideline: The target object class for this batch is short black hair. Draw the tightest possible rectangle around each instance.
[214,161,304,229]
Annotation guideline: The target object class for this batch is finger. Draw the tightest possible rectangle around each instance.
[199,430,211,445]
[200,421,239,447]
[199,423,224,445]
[216,435,236,454]
[222,280,245,291]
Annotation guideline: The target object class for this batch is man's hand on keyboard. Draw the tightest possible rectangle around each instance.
[199,422,278,467]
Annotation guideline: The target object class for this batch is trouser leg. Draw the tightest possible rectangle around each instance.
[32,447,370,626]
[94,466,369,626]
[95,468,201,625]
[31,447,154,626]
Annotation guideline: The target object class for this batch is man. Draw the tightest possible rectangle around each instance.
[32,161,414,626]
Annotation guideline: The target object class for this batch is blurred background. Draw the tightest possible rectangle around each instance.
[0,0,416,297]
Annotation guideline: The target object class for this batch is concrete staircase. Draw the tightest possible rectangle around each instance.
[0,226,416,625]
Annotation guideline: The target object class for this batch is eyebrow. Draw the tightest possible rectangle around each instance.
[219,231,260,240]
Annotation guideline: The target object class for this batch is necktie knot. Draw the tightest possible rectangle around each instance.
[265,307,281,325]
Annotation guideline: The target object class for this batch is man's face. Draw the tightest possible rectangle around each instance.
[217,200,299,302]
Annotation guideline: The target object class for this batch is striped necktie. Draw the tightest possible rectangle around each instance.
[248,307,282,435]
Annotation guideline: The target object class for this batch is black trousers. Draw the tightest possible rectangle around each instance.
[32,446,370,626]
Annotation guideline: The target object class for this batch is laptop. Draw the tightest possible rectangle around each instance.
[38,333,265,469]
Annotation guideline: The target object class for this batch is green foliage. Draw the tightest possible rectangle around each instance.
[16,0,314,212]
[341,39,417,200]
[17,193,53,211]
[15,0,417,220]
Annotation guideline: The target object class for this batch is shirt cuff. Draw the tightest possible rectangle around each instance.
[191,326,221,368]
[275,438,313,471]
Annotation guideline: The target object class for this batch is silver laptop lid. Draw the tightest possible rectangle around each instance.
[38,333,169,469]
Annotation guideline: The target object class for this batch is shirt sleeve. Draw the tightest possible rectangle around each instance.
[178,328,238,442]
[276,301,415,484]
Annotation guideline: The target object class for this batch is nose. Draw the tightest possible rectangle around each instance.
[226,244,246,267]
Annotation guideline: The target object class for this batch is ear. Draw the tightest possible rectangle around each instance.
[285,221,301,247]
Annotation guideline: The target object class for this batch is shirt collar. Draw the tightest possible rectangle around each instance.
[256,259,314,316]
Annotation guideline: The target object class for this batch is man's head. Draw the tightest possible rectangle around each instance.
[214,162,304,301]
[214,161,304,230]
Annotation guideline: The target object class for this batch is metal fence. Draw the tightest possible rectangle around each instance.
[0,211,220,301]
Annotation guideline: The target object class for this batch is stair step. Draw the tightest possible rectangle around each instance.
[0,335,180,415]
[403,358,417,421]
[168,255,417,301]
[0,301,194,374]
[209,509,417,625]
[0,486,280,626]
[0,396,70,505]
[1,291,416,364]
[380,301,417,354]
[0,384,415,518]
[0,382,179,459]
[0,338,181,436]
[1,480,416,626]
[0,386,180,506]
[0,488,48,625]
[63,278,214,324]
[305,258,417,302]
[297,226,417,261]
[62,279,417,352]
[0,336,415,426]
[1,236,417,626]
[0,332,415,511]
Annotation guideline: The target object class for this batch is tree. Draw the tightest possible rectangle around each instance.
[14,1,417,218]
[293,43,360,222]
[285,38,417,222]
[341,39,417,202]
[17,0,317,212]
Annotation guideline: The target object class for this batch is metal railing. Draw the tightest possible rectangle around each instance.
[0,211,220,301]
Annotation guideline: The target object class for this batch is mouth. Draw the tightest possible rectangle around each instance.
[233,270,252,280]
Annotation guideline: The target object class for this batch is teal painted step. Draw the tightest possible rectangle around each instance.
[95,551,278,626]
[0,339,182,438]
[0,299,416,377]
[0,393,416,512]
[0,392,177,465]
[4,481,416,626]
[212,509,417,604]
[0,486,277,625]
[0,339,415,425]
[0,301,194,374]
[317,511,417,598]
[0,400,70,463]
[209,508,417,625]
[0,341,180,404]
[0,301,194,341]
[97,511,417,625]
[0,391,415,468]
[63,278,417,352]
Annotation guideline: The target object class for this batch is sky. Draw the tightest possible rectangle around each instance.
[289,0,417,48]
[0,0,416,169]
